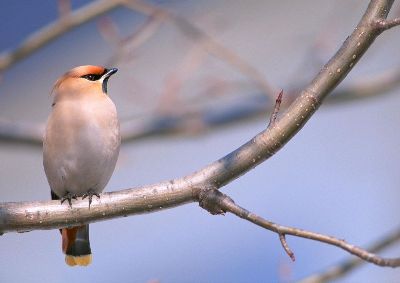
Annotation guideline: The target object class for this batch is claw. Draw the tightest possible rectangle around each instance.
[82,189,100,209]
[61,192,78,208]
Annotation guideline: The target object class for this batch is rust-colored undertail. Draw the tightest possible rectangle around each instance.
[62,225,92,266]
[51,190,92,266]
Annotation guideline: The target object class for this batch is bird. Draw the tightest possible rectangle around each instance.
[43,65,120,266]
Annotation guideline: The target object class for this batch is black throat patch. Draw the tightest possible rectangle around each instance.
[102,77,109,94]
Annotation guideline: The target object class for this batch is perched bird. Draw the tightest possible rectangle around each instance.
[43,65,120,266]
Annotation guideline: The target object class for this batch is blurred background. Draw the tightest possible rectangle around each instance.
[1,0,400,282]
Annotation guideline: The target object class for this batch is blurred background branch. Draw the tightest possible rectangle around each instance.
[1,67,400,144]
[0,0,124,72]
[0,1,399,146]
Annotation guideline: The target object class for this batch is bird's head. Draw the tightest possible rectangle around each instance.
[51,65,118,105]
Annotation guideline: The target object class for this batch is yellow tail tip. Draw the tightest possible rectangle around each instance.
[65,254,92,266]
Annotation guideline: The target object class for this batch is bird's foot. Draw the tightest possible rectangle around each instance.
[82,189,100,209]
[61,192,78,208]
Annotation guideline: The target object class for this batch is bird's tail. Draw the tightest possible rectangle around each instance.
[62,225,92,266]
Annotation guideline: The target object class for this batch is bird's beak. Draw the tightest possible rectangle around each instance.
[101,68,118,94]
[103,68,118,79]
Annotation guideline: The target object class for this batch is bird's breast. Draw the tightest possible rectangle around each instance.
[43,96,120,196]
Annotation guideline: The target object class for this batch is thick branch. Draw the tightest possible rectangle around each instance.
[0,0,395,247]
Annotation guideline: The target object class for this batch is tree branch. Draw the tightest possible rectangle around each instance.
[0,0,123,72]
[299,228,400,282]
[268,90,283,128]
[105,9,166,66]
[0,0,275,99]
[198,189,400,267]
[0,0,397,269]
[373,17,400,30]
[279,233,296,262]
[123,0,277,98]
[0,0,395,230]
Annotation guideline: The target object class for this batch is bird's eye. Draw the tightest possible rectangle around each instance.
[81,74,101,81]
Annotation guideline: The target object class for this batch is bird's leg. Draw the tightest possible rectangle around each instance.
[82,189,100,209]
[61,191,78,208]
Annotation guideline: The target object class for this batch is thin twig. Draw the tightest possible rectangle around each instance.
[268,90,283,128]
[279,233,296,261]
[373,17,400,30]
[58,0,71,18]
[299,228,400,283]
[207,190,400,267]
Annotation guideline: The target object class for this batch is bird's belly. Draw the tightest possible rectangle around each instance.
[44,118,120,197]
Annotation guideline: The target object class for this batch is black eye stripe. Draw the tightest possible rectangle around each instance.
[81,74,102,81]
